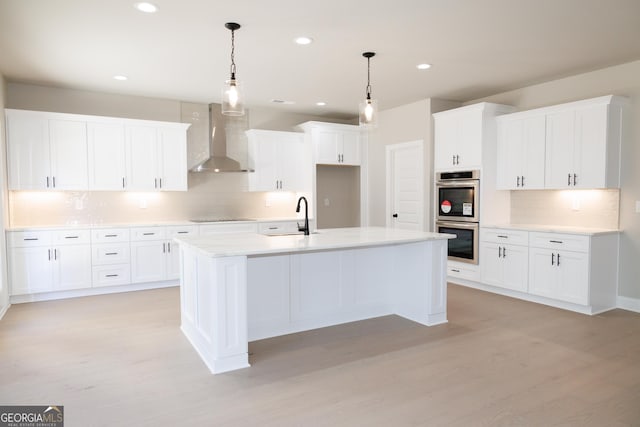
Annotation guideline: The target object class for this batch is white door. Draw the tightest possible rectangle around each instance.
[48,119,88,190]
[53,245,92,291]
[158,127,188,190]
[386,141,424,230]
[87,121,127,190]
[6,110,50,190]
[130,241,167,283]
[126,125,159,190]
[545,110,575,188]
[9,247,54,295]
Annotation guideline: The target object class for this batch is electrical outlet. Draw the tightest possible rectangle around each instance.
[324,198,330,207]
[139,198,147,209]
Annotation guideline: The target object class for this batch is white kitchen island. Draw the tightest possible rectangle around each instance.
[175,227,454,374]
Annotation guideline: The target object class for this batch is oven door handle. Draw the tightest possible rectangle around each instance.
[436,221,479,230]
[435,180,479,187]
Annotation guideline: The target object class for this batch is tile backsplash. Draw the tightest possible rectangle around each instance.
[9,173,309,227]
[510,189,620,229]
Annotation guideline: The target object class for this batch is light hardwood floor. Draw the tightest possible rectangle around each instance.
[1,284,639,426]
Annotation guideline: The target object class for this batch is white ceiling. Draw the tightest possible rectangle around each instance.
[1,0,640,119]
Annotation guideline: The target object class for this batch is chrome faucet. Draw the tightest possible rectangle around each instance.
[296,196,310,235]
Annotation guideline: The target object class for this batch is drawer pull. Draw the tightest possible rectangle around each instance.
[451,269,460,273]
[105,234,118,237]
[177,231,189,234]
[268,227,279,230]
[105,252,118,255]
[497,235,508,239]
[143,232,155,236]
[106,274,119,278]
[549,240,563,244]
[23,238,39,241]
[65,236,79,239]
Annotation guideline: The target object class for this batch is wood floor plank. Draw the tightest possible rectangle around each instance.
[1,284,639,426]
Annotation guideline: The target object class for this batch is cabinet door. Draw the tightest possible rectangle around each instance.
[521,115,546,189]
[457,109,482,169]
[314,129,341,165]
[6,111,50,190]
[556,251,589,305]
[528,247,557,299]
[545,110,575,188]
[9,247,54,295]
[496,119,523,189]
[166,241,181,280]
[480,242,504,287]
[126,125,159,190]
[501,244,529,292]
[130,241,167,283]
[573,104,608,188]
[434,114,458,170]
[87,121,127,190]
[279,133,309,191]
[249,132,279,191]
[48,119,88,190]
[340,131,361,165]
[158,127,188,191]
[53,245,92,291]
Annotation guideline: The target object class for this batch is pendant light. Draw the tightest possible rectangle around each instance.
[359,51,378,127]
[222,22,244,116]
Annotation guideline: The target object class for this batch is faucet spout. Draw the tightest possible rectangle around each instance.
[296,196,310,236]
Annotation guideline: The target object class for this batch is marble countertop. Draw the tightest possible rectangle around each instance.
[175,226,455,258]
[482,223,620,236]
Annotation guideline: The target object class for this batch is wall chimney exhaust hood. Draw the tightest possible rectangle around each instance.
[184,103,253,173]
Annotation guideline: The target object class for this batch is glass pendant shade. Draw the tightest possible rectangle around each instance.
[359,97,378,127]
[222,78,244,116]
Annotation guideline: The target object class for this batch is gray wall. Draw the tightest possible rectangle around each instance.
[466,60,640,300]
[0,74,9,315]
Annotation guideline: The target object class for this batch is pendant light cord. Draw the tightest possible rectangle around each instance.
[230,28,237,78]
[366,56,372,100]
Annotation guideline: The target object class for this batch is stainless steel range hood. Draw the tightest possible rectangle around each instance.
[184,103,253,173]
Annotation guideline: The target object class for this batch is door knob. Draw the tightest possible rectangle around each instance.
[392,213,398,218]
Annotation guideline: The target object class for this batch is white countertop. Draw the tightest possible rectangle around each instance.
[174,226,455,258]
[482,223,620,236]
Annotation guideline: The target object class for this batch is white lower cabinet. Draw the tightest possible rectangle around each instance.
[8,230,92,295]
[91,228,131,287]
[480,229,528,292]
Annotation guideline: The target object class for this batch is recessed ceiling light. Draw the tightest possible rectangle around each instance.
[134,2,158,13]
[316,102,327,106]
[294,36,313,45]
[113,75,128,81]
[417,63,432,70]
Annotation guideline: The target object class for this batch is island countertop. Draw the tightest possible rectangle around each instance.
[174,226,455,258]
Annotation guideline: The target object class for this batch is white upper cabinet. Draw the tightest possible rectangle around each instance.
[6,109,190,192]
[247,129,310,192]
[496,114,546,190]
[298,121,361,166]
[496,95,627,190]
[87,120,127,190]
[6,110,88,190]
[434,103,514,171]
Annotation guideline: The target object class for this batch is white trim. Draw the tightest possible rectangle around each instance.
[617,296,640,313]
[9,280,178,304]
[386,140,424,230]
[0,303,10,320]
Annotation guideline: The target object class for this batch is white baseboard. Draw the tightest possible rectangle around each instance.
[0,302,10,321]
[617,296,640,313]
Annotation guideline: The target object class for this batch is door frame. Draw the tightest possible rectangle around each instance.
[385,140,424,230]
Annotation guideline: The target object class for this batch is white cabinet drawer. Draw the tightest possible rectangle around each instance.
[131,226,167,241]
[8,231,52,247]
[92,228,130,243]
[258,221,299,235]
[199,223,258,235]
[480,228,529,246]
[529,232,590,252]
[92,264,131,287]
[52,229,91,245]
[92,244,130,265]
[166,225,198,238]
[447,262,480,281]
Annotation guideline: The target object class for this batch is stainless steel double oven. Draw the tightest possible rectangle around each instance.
[435,170,480,264]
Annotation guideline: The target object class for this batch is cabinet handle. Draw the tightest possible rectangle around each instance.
[451,269,460,273]
[573,174,577,186]
[502,247,506,258]
[52,176,56,188]
[516,176,520,187]
[177,231,189,234]
[105,252,118,256]
[54,249,57,260]
[568,173,571,186]
[557,253,560,266]
[122,177,126,189]
[65,236,79,239]
[46,176,50,188]
[521,176,525,187]
[24,238,39,241]
[105,234,118,237]
[268,226,278,230]
[497,235,508,239]
[551,253,555,265]
[456,155,460,165]
[154,178,158,189]
[163,242,166,253]
[498,247,502,258]
[106,274,119,278]
[159,178,163,188]
[48,249,51,261]
[549,240,563,244]
[452,155,456,165]
[167,242,171,253]
[143,232,155,236]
